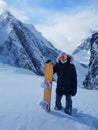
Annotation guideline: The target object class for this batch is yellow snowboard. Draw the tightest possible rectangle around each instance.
[43,61,53,111]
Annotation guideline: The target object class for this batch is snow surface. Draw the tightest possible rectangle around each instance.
[0,63,98,130]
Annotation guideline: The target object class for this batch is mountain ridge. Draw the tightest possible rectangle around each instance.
[73,29,98,89]
[0,11,59,75]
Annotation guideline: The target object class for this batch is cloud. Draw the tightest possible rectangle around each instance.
[1,0,98,54]
[0,0,29,22]
[0,0,8,13]
[9,8,29,22]
[35,7,98,53]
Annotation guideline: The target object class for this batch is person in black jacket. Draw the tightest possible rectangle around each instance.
[53,52,77,115]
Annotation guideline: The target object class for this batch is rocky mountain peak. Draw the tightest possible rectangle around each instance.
[83,31,98,89]
[0,11,59,75]
[0,11,15,23]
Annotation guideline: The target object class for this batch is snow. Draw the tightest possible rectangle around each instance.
[0,63,98,130]
[25,23,55,50]
[0,11,13,45]
[0,25,10,45]
[73,60,88,88]
[73,49,90,66]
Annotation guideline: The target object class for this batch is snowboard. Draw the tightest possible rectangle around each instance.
[40,61,53,112]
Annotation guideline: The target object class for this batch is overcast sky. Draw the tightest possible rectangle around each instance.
[0,0,98,53]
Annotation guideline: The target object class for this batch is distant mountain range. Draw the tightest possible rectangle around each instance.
[0,11,59,75]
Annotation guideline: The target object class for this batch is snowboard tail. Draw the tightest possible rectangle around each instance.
[40,100,50,112]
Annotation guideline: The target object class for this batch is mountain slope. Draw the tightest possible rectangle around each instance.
[0,11,59,75]
[0,63,98,130]
[73,30,98,89]
[73,37,90,66]
[83,31,98,89]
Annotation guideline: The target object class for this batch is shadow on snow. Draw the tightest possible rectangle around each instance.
[50,108,98,129]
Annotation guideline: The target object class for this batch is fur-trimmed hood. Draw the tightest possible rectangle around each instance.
[57,54,73,64]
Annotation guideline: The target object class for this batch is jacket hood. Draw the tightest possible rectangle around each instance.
[57,54,73,64]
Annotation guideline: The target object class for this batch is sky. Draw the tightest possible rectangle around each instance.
[0,0,98,53]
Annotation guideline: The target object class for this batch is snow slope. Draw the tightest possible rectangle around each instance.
[0,63,98,130]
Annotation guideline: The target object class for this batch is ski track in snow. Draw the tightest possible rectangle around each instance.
[0,64,98,130]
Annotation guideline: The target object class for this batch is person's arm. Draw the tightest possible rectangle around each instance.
[71,64,77,96]
[53,64,57,74]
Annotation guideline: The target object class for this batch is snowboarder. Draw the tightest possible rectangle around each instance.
[53,52,77,115]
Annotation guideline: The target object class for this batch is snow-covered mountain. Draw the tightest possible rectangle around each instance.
[0,11,59,75]
[73,37,91,67]
[83,31,98,89]
[73,30,98,89]
[72,37,91,88]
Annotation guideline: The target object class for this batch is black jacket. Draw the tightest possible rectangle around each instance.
[53,56,77,96]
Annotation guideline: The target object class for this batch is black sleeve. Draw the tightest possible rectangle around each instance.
[71,64,77,96]
[53,64,57,74]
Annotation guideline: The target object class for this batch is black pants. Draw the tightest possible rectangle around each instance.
[55,94,72,109]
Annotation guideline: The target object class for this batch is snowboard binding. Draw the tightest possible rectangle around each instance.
[40,101,50,112]
[41,81,51,89]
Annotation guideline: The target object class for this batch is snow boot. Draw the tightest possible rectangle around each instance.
[64,106,72,115]
[64,96,72,115]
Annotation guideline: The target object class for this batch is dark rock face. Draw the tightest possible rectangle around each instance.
[83,32,98,89]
